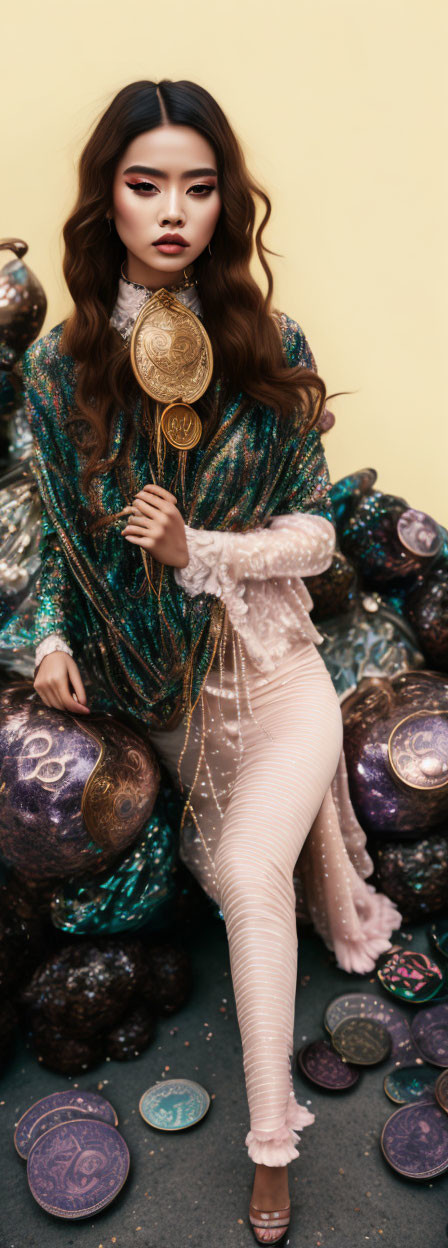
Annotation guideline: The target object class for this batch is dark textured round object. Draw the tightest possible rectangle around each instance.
[377,946,445,1003]
[374,835,448,923]
[406,567,448,672]
[380,1101,448,1179]
[105,1003,157,1060]
[27,1119,129,1217]
[0,999,17,1066]
[0,683,160,880]
[0,245,47,368]
[435,1069,448,1113]
[299,550,356,619]
[143,944,193,1015]
[0,880,47,995]
[411,1004,448,1067]
[20,939,148,1039]
[429,919,448,962]
[15,1090,118,1159]
[339,493,439,587]
[29,1015,104,1075]
[383,1065,437,1104]
[331,1017,392,1065]
[329,468,378,528]
[297,1038,359,1089]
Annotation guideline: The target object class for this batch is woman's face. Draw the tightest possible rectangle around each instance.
[110,124,222,289]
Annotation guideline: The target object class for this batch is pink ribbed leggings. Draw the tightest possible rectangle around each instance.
[148,634,344,1165]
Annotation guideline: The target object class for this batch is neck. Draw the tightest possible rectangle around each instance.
[111,264,203,344]
[122,255,195,293]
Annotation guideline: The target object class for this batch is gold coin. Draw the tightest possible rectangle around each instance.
[130,287,213,404]
[160,403,202,449]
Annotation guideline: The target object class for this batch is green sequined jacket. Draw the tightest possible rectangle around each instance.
[20,312,335,731]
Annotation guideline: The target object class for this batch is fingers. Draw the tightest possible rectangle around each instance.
[67,658,88,706]
[134,487,176,513]
[127,498,161,520]
[142,483,177,503]
[60,669,90,714]
[34,654,90,714]
[123,521,157,536]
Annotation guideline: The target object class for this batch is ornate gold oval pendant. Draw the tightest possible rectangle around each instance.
[129,287,213,450]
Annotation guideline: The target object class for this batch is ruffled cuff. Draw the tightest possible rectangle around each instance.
[35,632,73,675]
[173,525,230,598]
[245,1091,315,1165]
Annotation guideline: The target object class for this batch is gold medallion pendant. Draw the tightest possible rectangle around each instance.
[129,287,214,450]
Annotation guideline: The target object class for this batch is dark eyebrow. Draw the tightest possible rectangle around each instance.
[122,165,217,178]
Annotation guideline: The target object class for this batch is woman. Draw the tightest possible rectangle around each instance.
[22,79,401,1243]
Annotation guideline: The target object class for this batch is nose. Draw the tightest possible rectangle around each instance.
[158,187,186,227]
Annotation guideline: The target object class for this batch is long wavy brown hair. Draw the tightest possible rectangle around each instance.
[60,78,345,516]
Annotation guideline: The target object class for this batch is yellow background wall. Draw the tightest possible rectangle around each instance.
[3,0,447,522]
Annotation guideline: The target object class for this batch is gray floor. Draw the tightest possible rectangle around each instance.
[1,911,446,1248]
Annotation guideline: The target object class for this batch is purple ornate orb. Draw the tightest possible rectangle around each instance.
[339,495,442,589]
[342,669,448,837]
[0,682,160,880]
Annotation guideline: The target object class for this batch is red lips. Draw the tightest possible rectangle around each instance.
[153,233,188,245]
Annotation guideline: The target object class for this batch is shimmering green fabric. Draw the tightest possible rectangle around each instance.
[51,769,184,934]
[21,312,334,730]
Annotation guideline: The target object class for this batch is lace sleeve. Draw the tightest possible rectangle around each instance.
[174,512,335,600]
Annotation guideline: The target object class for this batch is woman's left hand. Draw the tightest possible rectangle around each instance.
[119,483,189,568]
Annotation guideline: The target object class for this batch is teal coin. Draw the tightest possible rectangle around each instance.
[384,1064,436,1104]
[139,1078,210,1130]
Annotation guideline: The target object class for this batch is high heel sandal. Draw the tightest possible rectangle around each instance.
[248,1198,291,1243]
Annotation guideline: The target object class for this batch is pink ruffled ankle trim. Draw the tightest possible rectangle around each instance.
[245,1090,315,1165]
[333,884,403,975]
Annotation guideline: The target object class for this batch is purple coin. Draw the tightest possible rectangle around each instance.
[323,991,419,1065]
[435,1069,448,1113]
[297,1039,359,1089]
[26,1107,116,1159]
[381,1101,448,1179]
[15,1090,118,1160]
[411,1003,448,1068]
[27,1119,129,1218]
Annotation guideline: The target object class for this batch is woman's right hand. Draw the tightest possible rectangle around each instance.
[34,652,90,714]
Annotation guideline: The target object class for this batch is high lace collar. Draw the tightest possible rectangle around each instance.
[110,272,203,344]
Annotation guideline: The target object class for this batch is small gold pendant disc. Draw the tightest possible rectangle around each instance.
[160,403,202,449]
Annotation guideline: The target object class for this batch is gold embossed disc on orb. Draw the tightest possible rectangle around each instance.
[129,288,214,449]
